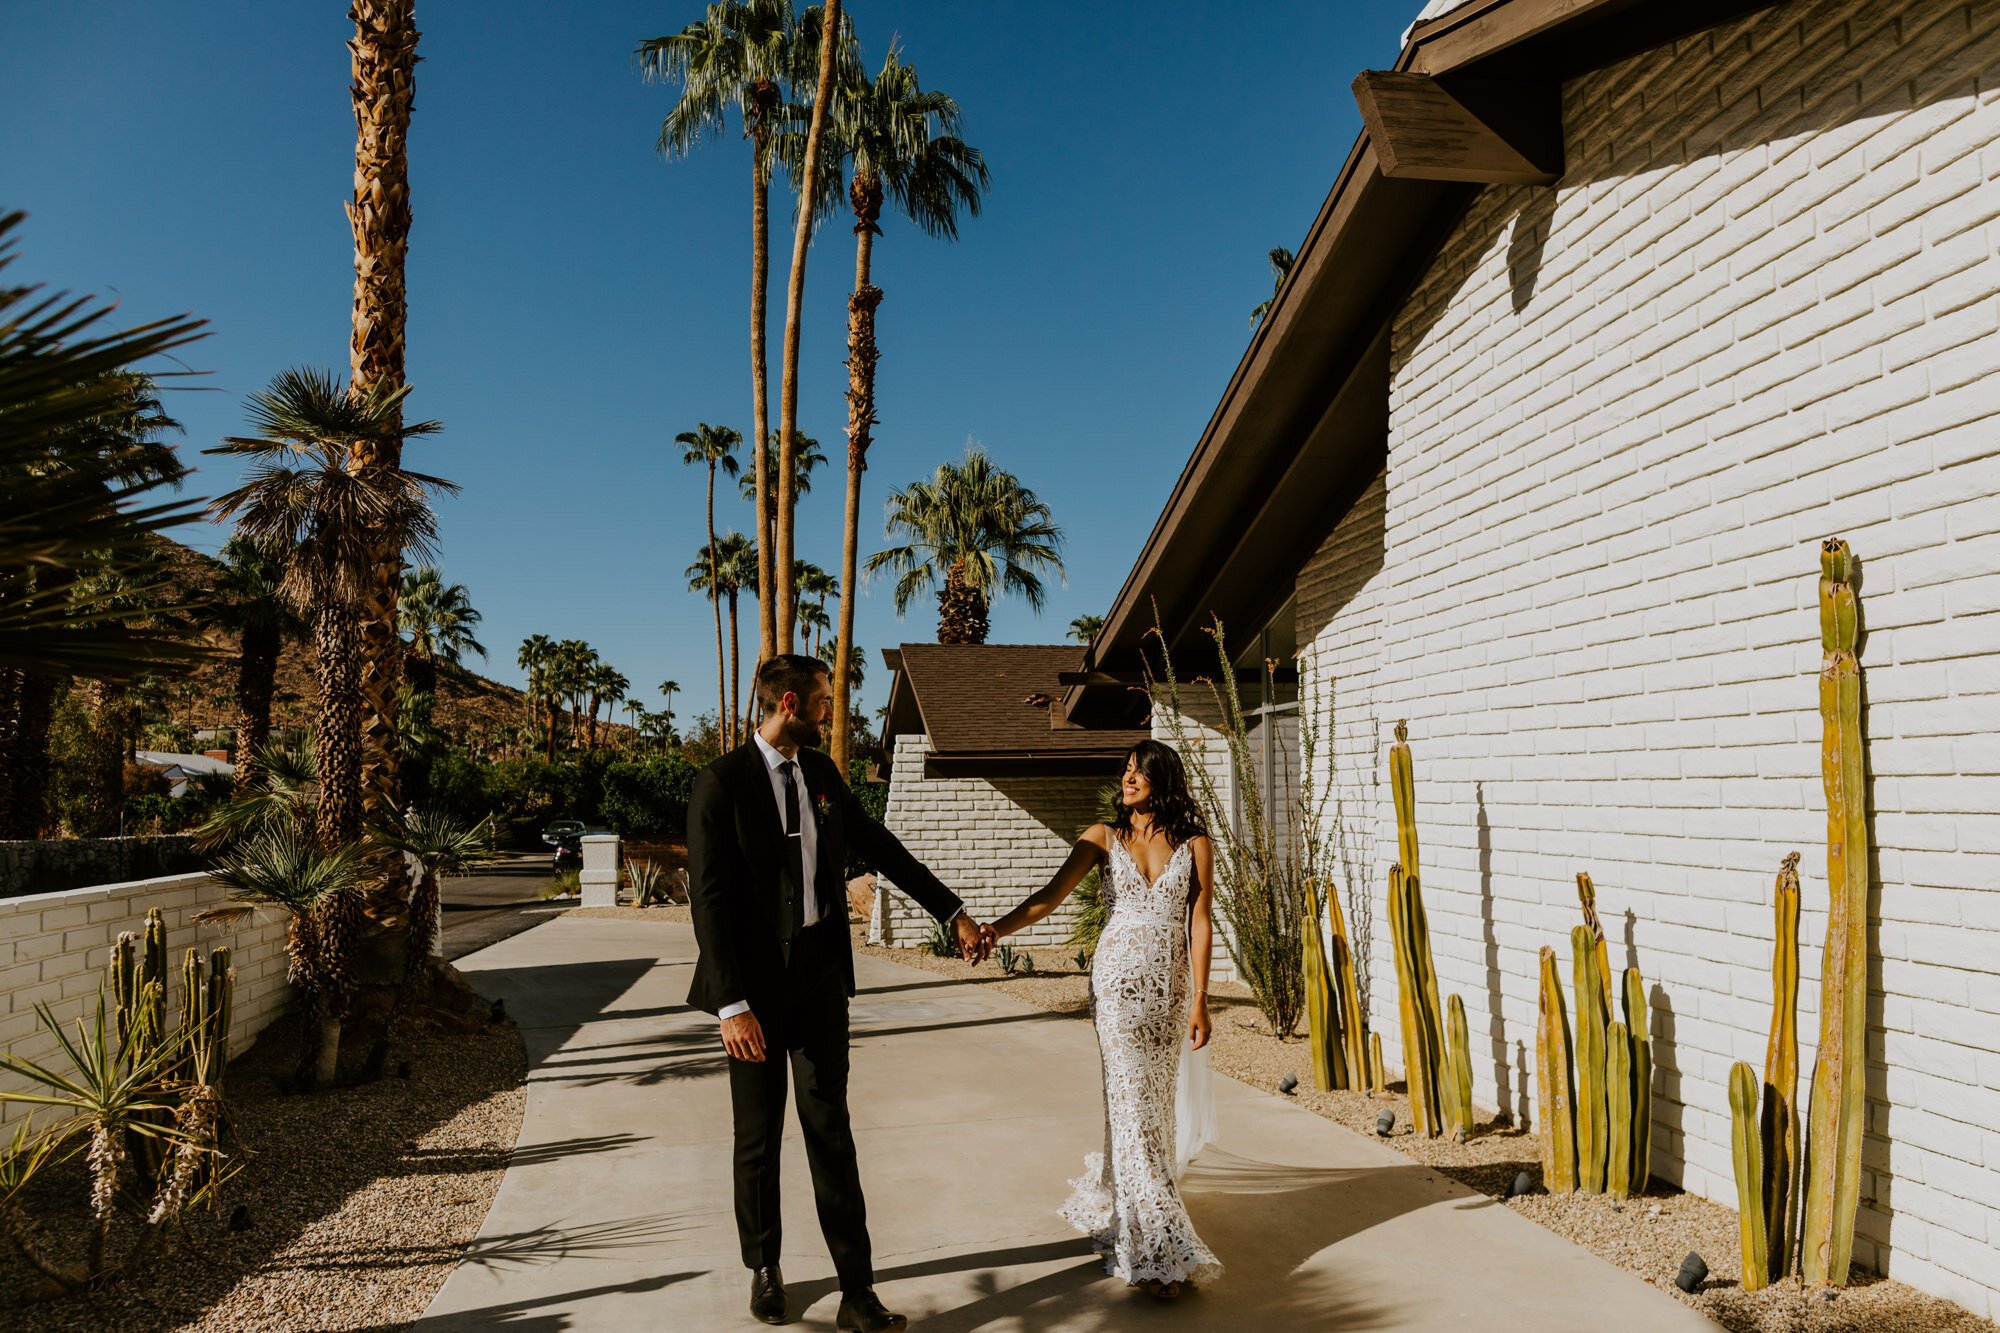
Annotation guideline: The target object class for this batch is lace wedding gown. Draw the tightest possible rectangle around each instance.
[1059,837,1224,1287]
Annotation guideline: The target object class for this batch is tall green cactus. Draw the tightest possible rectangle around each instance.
[1536,945,1576,1192]
[1571,925,1608,1194]
[1369,1030,1387,1098]
[1576,873,1612,1012]
[1764,853,1801,1279]
[1446,993,1475,1139]
[1605,1019,1631,1198]
[1731,1060,1772,1291]
[1302,880,1345,1091]
[1803,538,1868,1288]
[1622,967,1652,1193]
[1388,722,1448,1137]
[1326,882,1368,1090]
[1388,864,1444,1135]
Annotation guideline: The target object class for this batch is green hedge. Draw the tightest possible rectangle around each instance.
[600,756,698,837]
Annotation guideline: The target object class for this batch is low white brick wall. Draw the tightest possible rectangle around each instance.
[0,872,295,1127]
[1292,0,2000,1317]
[871,732,1107,956]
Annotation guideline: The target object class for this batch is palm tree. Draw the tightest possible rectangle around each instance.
[361,806,496,1076]
[623,699,647,749]
[586,664,629,749]
[740,430,824,558]
[774,0,848,649]
[641,4,807,661]
[687,532,756,747]
[678,422,741,738]
[866,444,1065,645]
[795,561,837,655]
[206,536,303,794]
[206,368,449,849]
[517,634,554,761]
[813,46,986,766]
[399,566,485,698]
[346,0,423,822]
[1250,246,1295,327]
[1069,613,1105,645]
[547,640,598,752]
[659,678,680,728]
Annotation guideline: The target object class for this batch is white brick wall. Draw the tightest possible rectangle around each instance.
[1295,0,2000,1316]
[0,873,295,1127]
[871,733,1109,956]
[1150,702,1242,985]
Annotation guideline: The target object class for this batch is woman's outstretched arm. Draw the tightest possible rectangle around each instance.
[989,824,1112,940]
[1188,837,1217,1050]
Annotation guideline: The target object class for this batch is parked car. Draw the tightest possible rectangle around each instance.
[541,819,587,871]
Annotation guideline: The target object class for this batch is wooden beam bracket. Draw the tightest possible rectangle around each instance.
[1352,69,1561,185]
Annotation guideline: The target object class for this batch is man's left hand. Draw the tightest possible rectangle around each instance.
[953,913,991,964]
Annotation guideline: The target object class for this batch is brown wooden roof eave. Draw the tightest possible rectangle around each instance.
[1067,0,1785,727]
[921,745,1147,780]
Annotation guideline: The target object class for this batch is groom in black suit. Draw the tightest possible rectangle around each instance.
[688,653,988,1331]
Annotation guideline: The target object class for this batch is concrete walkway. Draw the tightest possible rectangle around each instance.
[419,917,1717,1332]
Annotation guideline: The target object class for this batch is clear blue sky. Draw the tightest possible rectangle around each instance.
[3,1,1410,728]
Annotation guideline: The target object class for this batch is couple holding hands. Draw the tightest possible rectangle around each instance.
[688,653,1222,1331]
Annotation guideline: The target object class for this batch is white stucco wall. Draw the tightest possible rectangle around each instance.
[1300,0,2000,1315]
[871,732,1110,957]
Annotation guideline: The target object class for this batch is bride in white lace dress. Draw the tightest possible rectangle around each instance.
[984,740,1224,1299]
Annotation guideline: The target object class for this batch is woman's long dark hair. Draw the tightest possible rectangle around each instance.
[1110,739,1208,847]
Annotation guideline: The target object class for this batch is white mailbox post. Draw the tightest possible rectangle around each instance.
[580,833,622,908]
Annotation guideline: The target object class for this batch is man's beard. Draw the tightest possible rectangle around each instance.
[786,716,824,749]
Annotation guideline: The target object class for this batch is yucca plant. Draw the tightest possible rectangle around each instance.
[0,989,196,1283]
[202,827,369,1091]
[0,1119,80,1287]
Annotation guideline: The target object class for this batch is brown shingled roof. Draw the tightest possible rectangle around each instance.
[884,643,1149,777]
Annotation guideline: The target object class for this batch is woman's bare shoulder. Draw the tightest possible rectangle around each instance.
[1079,823,1116,851]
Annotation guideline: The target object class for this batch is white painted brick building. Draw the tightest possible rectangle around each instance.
[870,645,1146,955]
[1070,0,2000,1317]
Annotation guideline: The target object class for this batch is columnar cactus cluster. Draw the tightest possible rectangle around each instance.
[1303,877,1375,1093]
[1533,885,1652,1199]
[1732,852,1804,1289]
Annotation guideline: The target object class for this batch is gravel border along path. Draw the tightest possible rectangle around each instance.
[0,1011,526,1332]
[583,903,1992,1333]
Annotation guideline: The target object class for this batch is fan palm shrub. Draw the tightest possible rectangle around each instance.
[865,445,1065,644]
[206,366,450,851]
[203,827,370,1090]
[361,806,498,1075]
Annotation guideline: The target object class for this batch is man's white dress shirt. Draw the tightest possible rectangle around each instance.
[718,733,822,1021]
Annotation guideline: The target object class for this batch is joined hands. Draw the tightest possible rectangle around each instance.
[952,911,994,965]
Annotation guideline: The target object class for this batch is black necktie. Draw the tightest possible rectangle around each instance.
[779,760,804,937]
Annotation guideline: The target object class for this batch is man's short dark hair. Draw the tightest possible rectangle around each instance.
[755,654,832,715]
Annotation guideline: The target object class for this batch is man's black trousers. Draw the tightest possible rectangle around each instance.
[727,916,871,1293]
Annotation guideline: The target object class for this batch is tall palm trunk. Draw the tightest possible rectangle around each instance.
[0,670,59,838]
[706,465,729,749]
[726,590,743,749]
[312,602,364,851]
[80,680,126,837]
[543,691,557,765]
[345,0,420,820]
[831,165,882,770]
[937,559,990,645]
[774,0,842,654]
[749,101,778,664]
[235,621,281,793]
[585,691,602,749]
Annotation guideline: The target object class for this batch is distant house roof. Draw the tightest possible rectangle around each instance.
[882,644,1149,778]
[133,750,235,799]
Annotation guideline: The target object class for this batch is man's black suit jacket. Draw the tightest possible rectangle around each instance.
[685,742,962,1018]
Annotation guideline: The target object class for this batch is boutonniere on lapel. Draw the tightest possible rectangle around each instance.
[813,793,834,822]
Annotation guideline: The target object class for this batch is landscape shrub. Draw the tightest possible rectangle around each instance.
[600,755,698,836]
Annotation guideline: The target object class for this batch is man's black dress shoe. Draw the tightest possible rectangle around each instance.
[836,1289,907,1333]
[749,1265,787,1325]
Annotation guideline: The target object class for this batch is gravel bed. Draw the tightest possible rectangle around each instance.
[560,907,1995,1332]
[1,1008,526,1331]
